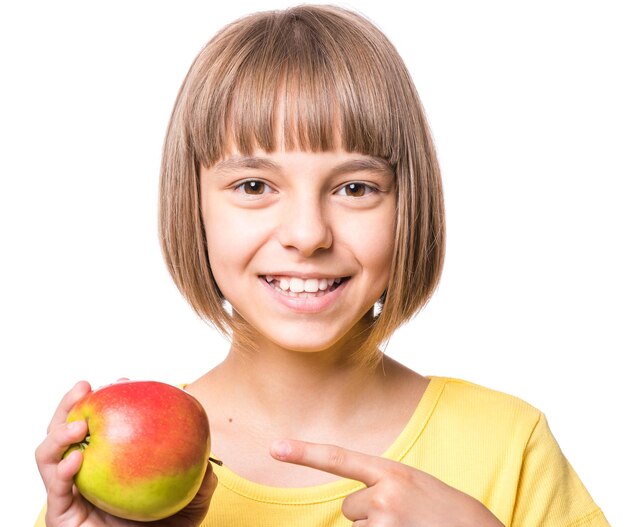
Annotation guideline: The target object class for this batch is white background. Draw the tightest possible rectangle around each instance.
[1,1,624,525]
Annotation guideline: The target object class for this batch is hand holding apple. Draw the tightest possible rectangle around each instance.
[35,380,216,527]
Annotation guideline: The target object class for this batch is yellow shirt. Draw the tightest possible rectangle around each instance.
[35,376,609,526]
[202,377,608,526]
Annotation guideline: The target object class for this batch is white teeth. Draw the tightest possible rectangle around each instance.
[290,278,305,293]
[304,278,318,292]
[264,275,345,294]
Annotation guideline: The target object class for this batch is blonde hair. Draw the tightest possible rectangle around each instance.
[159,5,445,364]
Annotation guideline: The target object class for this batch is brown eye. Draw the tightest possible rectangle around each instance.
[237,180,267,195]
[339,182,375,197]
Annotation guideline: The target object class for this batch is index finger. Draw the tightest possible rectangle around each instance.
[271,439,388,487]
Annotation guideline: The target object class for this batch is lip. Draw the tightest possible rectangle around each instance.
[259,276,350,314]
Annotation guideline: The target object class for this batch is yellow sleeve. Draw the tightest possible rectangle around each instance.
[511,413,609,526]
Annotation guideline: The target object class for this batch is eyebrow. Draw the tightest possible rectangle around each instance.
[212,156,279,174]
[211,155,393,178]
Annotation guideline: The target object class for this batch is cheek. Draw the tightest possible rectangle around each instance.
[339,209,395,274]
[203,205,270,280]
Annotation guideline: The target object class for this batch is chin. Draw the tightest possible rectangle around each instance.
[264,322,367,355]
[272,335,344,354]
[231,308,374,355]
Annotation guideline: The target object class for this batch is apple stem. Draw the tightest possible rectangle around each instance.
[209,456,223,466]
[78,434,91,452]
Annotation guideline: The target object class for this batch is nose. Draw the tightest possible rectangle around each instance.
[276,195,332,257]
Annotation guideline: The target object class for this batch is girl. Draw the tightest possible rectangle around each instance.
[35,5,609,526]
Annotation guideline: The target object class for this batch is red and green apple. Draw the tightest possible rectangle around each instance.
[65,380,211,521]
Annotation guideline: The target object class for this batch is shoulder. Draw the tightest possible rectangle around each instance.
[416,377,609,526]
[430,375,541,413]
[427,376,544,441]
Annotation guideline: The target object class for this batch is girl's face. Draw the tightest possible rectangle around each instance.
[200,147,396,355]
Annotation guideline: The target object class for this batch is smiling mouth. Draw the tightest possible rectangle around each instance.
[261,275,351,298]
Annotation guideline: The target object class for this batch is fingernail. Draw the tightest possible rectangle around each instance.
[271,440,291,459]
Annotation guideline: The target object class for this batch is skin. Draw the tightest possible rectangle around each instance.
[200,147,397,356]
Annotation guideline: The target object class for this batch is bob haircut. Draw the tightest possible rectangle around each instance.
[159,5,445,365]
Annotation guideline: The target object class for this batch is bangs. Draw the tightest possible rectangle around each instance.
[187,7,407,168]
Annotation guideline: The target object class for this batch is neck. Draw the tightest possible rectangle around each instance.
[199,319,396,436]
[186,323,427,484]
[239,350,381,424]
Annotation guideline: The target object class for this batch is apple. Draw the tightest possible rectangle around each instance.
[65,380,211,521]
